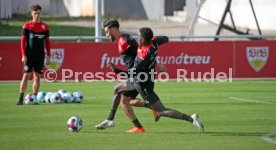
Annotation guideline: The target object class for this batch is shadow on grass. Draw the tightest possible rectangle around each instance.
[206,132,266,137]
[82,131,266,137]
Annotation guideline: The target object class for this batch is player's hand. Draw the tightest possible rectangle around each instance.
[107,63,117,72]
[45,56,50,65]
[156,64,167,72]
[22,55,27,65]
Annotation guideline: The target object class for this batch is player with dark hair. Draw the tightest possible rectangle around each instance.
[95,19,148,132]
[16,4,51,105]
[127,27,205,132]
[95,19,167,132]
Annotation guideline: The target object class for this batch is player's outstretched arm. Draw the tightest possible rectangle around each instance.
[107,63,128,75]
[154,36,169,46]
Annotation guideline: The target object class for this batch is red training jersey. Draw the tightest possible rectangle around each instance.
[21,20,50,59]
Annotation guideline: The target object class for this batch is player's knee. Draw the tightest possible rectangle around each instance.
[113,84,120,94]
[113,87,120,95]
[33,75,40,81]
[152,101,166,112]
[114,86,124,95]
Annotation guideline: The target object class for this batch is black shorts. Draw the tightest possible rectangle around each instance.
[134,80,159,105]
[24,58,44,74]
[123,79,139,99]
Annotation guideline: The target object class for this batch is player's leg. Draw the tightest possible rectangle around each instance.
[33,72,42,95]
[135,81,192,122]
[129,98,144,107]
[17,61,33,105]
[32,58,44,96]
[120,95,144,133]
[135,81,204,132]
[95,82,127,129]
[149,93,204,132]
[149,94,204,132]
[17,72,32,105]
[107,82,127,120]
[151,100,193,122]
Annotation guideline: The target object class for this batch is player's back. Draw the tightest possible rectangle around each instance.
[140,36,169,72]
[117,33,138,69]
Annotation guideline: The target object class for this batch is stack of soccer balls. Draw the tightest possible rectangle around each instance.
[24,89,84,105]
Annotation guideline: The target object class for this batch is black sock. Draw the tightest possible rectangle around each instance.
[107,109,117,120]
[183,114,193,123]
[19,93,24,101]
[144,102,151,109]
[33,93,37,96]
[132,119,142,128]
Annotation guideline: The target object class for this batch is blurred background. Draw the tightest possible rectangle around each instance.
[0,0,276,80]
[1,0,276,41]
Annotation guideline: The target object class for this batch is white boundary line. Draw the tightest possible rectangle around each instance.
[256,97,275,99]
[228,97,275,105]
[261,132,276,145]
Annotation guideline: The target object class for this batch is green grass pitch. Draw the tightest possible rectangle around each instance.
[0,80,276,150]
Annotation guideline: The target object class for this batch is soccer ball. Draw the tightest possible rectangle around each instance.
[50,92,62,104]
[58,89,68,95]
[67,116,83,132]
[37,91,46,103]
[61,92,74,103]
[24,93,37,105]
[72,92,84,103]
[45,92,53,103]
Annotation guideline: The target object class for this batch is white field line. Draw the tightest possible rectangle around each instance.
[261,132,276,145]
[228,97,276,105]
[256,96,275,99]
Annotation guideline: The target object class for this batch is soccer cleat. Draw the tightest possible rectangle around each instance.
[126,127,145,133]
[95,119,114,129]
[16,99,23,105]
[191,114,204,132]
[152,109,160,122]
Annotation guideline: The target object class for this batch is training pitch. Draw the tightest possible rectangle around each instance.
[0,80,275,150]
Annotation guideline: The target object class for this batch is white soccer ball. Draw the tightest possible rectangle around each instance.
[58,89,68,95]
[67,116,83,132]
[72,92,84,103]
[24,93,37,105]
[50,92,62,104]
[45,92,53,103]
[37,91,46,103]
[61,92,74,103]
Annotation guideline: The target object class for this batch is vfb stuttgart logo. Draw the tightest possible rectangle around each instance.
[46,49,64,71]
[246,47,269,72]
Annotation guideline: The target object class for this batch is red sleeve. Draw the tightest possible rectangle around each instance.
[45,37,51,56]
[21,35,26,56]
[137,46,150,60]
[137,49,147,60]
[118,37,129,53]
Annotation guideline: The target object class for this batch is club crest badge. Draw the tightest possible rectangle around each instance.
[41,24,45,29]
[46,49,64,71]
[246,47,269,72]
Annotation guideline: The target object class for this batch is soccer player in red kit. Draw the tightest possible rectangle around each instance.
[95,19,167,132]
[95,19,146,131]
[129,27,204,132]
[16,4,51,105]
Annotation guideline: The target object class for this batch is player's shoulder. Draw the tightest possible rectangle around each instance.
[22,20,32,29]
[39,21,49,30]
[120,33,135,42]
[118,33,132,46]
[118,34,128,45]
[40,21,49,26]
[137,45,151,60]
[22,21,49,30]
